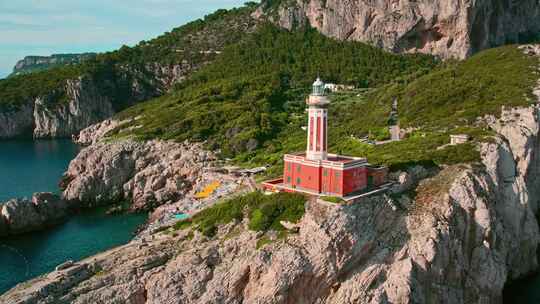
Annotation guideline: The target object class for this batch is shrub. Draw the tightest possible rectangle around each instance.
[187,191,306,237]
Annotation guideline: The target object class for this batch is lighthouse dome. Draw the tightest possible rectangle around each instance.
[312,77,325,96]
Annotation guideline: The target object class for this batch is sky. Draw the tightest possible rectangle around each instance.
[0,0,248,78]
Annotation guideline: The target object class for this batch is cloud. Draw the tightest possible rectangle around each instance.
[0,0,247,78]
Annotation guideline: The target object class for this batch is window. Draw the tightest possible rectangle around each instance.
[287,163,292,171]
[297,165,301,173]
[287,176,291,183]
[323,169,328,177]
[335,172,341,178]
[296,177,301,185]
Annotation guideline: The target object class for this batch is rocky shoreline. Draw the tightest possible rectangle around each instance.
[0,118,242,238]
[0,105,539,303]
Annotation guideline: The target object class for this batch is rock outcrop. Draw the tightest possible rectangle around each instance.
[0,193,69,237]
[72,119,122,146]
[0,60,196,139]
[256,0,540,59]
[61,139,216,211]
[3,104,540,303]
[10,53,97,77]
[32,77,115,138]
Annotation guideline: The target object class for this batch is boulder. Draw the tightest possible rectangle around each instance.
[56,260,75,271]
[1,198,43,233]
[0,193,68,236]
[32,192,69,222]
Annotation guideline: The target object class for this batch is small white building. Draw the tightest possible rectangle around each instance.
[450,134,470,145]
[324,83,355,93]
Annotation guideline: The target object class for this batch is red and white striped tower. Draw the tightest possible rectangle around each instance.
[306,78,329,161]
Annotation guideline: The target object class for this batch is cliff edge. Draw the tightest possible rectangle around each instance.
[256,0,540,59]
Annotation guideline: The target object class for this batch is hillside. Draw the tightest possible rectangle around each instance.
[107,24,437,156]
[105,33,539,176]
[8,53,97,77]
[0,4,258,138]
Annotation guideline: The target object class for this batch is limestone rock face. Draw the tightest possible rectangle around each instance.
[72,119,122,146]
[0,193,68,237]
[257,0,540,59]
[0,61,195,140]
[32,77,115,138]
[61,140,215,211]
[10,53,97,77]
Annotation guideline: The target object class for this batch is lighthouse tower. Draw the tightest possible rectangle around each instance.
[261,75,388,199]
[306,78,330,161]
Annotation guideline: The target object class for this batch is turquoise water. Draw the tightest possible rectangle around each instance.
[174,213,190,220]
[0,209,146,294]
[0,139,79,202]
[0,140,147,294]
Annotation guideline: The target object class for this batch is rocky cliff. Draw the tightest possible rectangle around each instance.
[256,0,540,59]
[60,139,217,211]
[0,61,196,139]
[10,53,97,77]
[2,103,540,303]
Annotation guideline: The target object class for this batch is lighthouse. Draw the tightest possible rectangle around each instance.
[262,77,388,199]
[306,78,329,161]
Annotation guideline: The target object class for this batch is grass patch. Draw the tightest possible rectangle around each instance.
[153,225,172,234]
[173,219,192,230]
[366,45,540,130]
[321,196,346,204]
[333,131,483,171]
[256,236,275,249]
[185,191,306,237]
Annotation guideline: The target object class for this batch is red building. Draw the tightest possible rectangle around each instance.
[263,78,387,198]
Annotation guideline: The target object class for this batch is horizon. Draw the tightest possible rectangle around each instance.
[0,0,247,78]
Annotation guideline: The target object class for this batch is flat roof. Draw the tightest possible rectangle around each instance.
[287,152,366,164]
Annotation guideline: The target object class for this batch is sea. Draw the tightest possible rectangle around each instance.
[0,139,146,294]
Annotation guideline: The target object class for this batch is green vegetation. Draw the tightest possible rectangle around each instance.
[0,66,82,111]
[256,236,274,249]
[8,53,97,78]
[0,4,257,112]
[108,19,538,175]
[321,196,346,204]
[173,220,192,230]
[173,191,306,237]
[111,24,437,157]
[367,45,540,130]
[333,132,484,171]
